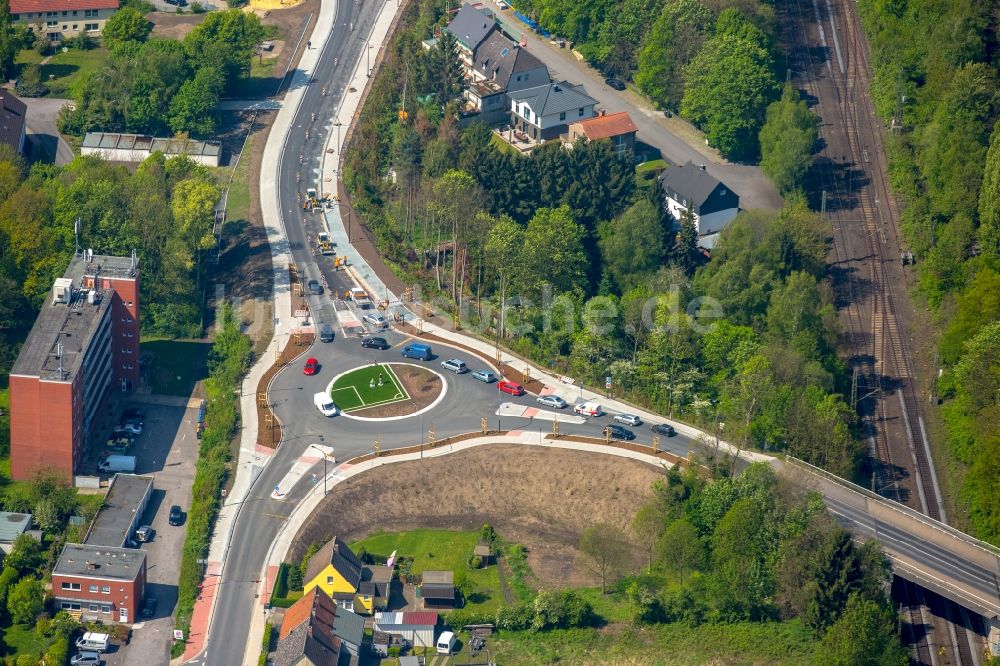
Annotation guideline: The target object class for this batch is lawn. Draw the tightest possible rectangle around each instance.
[141,338,212,397]
[329,363,408,412]
[39,47,110,98]
[351,529,506,613]
[228,56,279,99]
[474,619,818,666]
[2,624,54,659]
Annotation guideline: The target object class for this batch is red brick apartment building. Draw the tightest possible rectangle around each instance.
[8,251,139,481]
[52,543,145,624]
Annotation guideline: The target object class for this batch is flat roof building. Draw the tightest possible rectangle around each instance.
[0,512,32,553]
[52,543,146,624]
[84,474,153,548]
[81,132,222,167]
[9,251,140,481]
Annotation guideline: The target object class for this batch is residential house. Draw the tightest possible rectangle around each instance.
[567,110,638,156]
[373,611,439,649]
[658,161,740,237]
[331,603,365,657]
[52,543,145,624]
[357,564,393,615]
[10,0,119,41]
[465,30,548,123]
[274,588,342,666]
[0,512,32,553]
[444,4,498,68]
[0,91,26,156]
[303,536,364,612]
[419,570,455,608]
[509,81,597,141]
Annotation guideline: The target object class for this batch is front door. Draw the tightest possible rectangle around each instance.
[119,606,128,623]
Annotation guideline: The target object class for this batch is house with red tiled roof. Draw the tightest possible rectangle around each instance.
[566,110,639,156]
[10,0,120,42]
[274,588,343,666]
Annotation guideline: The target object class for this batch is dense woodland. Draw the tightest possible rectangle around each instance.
[857,0,1000,544]
[345,0,858,475]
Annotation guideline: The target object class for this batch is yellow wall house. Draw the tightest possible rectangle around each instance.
[304,536,364,612]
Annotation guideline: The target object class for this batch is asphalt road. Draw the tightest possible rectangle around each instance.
[188,0,383,664]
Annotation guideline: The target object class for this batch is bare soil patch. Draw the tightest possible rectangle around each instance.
[148,11,208,41]
[289,445,658,588]
[350,364,441,418]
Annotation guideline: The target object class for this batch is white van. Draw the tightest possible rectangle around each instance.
[573,401,603,417]
[75,632,110,652]
[313,392,338,417]
[436,630,457,655]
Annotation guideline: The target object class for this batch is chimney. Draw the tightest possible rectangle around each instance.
[698,164,707,171]
[599,109,606,117]
[553,85,561,92]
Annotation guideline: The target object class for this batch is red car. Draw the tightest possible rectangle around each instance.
[498,381,524,396]
[303,357,319,376]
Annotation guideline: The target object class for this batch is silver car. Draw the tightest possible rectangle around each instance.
[614,413,642,426]
[71,653,102,666]
[441,359,469,374]
[537,395,567,409]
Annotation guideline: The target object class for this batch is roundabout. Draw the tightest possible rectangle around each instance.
[327,362,446,420]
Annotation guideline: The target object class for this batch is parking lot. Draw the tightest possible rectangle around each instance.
[95,398,200,666]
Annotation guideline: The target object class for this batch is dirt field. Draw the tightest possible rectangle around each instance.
[289,445,659,588]
[351,364,441,417]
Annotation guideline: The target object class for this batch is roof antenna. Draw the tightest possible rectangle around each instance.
[74,218,81,256]
[57,342,65,379]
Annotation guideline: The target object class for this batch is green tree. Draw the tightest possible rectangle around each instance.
[979,121,1000,256]
[759,83,817,193]
[183,9,264,87]
[485,215,524,340]
[519,205,588,298]
[0,0,17,78]
[939,267,1000,364]
[681,32,778,161]
[7,577,44,625]
[431,30,463,107]
[811,595,909,666]
[579,523,631,593]
[631,497,667,572]
[598,199,665,290]
[635,0,714,111]
[710,496,777,620]
[657,518,704,583]
[169,66,225,136]
[101,7,151,49]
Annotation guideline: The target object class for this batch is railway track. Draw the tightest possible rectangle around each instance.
[782,0,983,661]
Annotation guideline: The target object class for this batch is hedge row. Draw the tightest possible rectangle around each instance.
[173,304,253,649]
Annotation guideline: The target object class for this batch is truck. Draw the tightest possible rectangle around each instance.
[349,287,373,309]
[316,231,335,256]
[303,188,323,213]
[99,455,136,473]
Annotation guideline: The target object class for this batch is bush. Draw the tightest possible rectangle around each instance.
[443,608,494,629]
[495,603,533,631]
[43,637,69,666]
[190,1,206,12]
[287,565,303,591]
[272,563,290,599]
[15,64,48,97]
[531,590,596,631]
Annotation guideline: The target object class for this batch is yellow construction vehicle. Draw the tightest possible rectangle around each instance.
[316,231,335,255]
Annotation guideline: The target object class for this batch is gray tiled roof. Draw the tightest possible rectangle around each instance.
[509,81,597,117]
[445,4,496,51]
[658,161,725,208]
[332,605,365,648]
[273,623,341,666]
[0,91,25,153]
[472,31,547,91]
[305,537,363,590]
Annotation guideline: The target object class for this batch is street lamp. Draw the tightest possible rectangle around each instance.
[310,442,331,496]
[367,42,374,77]
[333,116,342,154]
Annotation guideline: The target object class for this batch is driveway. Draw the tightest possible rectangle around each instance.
[20,96,74,166]
[484,4,783,212]
[100,399,200,666]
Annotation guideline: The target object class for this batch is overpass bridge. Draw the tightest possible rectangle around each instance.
[779,457,1000,654]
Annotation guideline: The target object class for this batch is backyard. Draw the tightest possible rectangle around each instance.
[351,529,506,613]
[15,47,111,99]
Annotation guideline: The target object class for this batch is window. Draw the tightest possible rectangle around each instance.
[578,108,584,117]
[88,603,99,612]
[61,582,81,591]
[126,331,134,338]
[47,20,57,26]
[73,24,78,29]
[89,585,98,593]
[61,602,81,611]
[101,586,110,594]
[84,9,98,16]
[500,47,510,57]
[559,111,565,121]
[46,11,56,16]
[101,604,111,613]
[62,10,68,15]
[63,25,67,29]
[85,23,98,31]
[326,576,334,585]
[10,13,18,20]
[126,300,133,306]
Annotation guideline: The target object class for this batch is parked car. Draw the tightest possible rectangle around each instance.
[441,359,469,374]
[113,422,142,436]
[498,381,525,396]
[614,414,642,426]
[605,77,626,91]
[363,312,389,330]
[537,394,567,409]
[651,423,676,437]
[75,633,109,652]
[472,370,497,383]
[141,597,158,618]
[135,525,155,543]
[361,336,390,350]
[603,424,636,441]
[70,652,102,665]
[307,279,323,295]
[169,505,184,526]
[303,357,319,375]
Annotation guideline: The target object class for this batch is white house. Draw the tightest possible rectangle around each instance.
[508,81,597,141]
[658,161,740,236]
[10,0,119,41]
[373,611,439,649]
